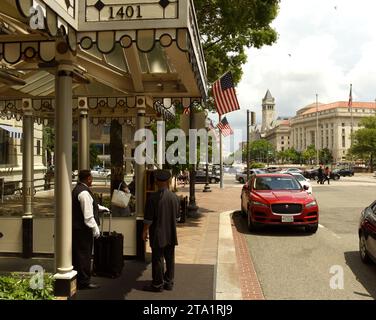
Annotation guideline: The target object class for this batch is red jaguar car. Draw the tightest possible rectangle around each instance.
[240,174,319,233]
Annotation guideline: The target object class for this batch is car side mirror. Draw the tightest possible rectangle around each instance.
[303,185,309,190]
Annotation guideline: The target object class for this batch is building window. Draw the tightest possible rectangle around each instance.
[281,147,284,151]
[281,141,284,145]
[0,130,10,165]
[342,123,345,127]
[342,136,346,148]
[37,140,41,156]
[103,125,110,135]
[342,129,345,134]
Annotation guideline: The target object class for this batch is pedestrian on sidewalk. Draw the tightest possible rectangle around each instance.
[142,169,180,292]
[72,169,110,290]
[323,166,331,184]
[317,165,324,184]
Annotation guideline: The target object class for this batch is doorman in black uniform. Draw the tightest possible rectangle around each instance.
[72,169,110,289]
[143,169,180,292]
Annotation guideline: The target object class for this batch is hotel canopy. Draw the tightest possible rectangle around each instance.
[0,0,207,297]
[0,0,207,122]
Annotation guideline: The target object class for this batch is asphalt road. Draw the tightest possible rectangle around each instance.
[232,175,376,300]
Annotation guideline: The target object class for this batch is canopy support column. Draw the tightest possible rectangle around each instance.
[53,44,77,298]
[135,97,146,261]
[78,97,89,170]
[22,99,34,259]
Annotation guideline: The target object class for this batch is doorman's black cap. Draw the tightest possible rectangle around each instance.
[155,169,171,181]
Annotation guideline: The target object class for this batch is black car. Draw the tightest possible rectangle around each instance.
[303,168,340,181]
[333,168,354,177]
[359,200,376,264]
[195,170,220,184]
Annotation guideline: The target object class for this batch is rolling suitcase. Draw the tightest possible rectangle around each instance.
[93,211,124,278]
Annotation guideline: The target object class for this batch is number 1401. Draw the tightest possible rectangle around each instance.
[109,6,142,20]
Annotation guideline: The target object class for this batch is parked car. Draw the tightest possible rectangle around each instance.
[303,168,340,181]
[288,172,313,194]
[333,168,354,177]
[264,167,281,173]
[91,166,111,178]
[279,167,304,174]
[358,200,376,264]
[195,170,220,184]
[240,173,319,233]
[236,169,265,184]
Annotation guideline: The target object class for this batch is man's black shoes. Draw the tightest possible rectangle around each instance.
[164,283,173,291]
[143,284,164,292]
[79,283,100,290]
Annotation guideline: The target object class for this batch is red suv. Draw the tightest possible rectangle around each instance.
[241,174,319,233]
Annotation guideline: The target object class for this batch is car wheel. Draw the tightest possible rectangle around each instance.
[210,178,216,184]
[305,224,318,234]
[313,175,318,181]
[333,175,339,181]
[247,206,257,232]
[359,232,372,264]
[240,198,246,217]
[239,178,245,184]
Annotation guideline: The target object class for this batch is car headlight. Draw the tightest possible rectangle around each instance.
[305,200,317,208]
[252,201,269,208]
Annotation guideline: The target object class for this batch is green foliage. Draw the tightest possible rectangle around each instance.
[250,162,265,169]
[72,143,101,170]
[303,144,317,163]
[349,116,376,169]
[319,148,333,164]
[0,272,54,300]
[276,148,301,164]
[243,139,275,163]
[42,126,55,165]
[194,0,280,90]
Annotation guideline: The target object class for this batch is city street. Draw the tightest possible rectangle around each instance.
[232,174,376,300]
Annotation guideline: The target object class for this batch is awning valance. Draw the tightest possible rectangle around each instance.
[0,124,22,138]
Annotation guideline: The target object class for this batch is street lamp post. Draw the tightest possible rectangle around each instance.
[188,102,198,217]
[203,162,211,192]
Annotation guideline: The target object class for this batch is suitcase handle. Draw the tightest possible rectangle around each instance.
[99,210,112,234]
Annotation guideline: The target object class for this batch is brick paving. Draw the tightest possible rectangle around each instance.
[231,217,264,300]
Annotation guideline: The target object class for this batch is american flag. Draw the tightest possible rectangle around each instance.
[217,117,234,137]
[348,84,352,108]
[212,71,240,116]
[208,119,219,140]
[183,106,190,115]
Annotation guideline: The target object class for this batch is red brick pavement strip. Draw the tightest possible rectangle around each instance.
[231,216,265,300]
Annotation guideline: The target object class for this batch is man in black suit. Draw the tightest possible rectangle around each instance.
[142,169,180,292]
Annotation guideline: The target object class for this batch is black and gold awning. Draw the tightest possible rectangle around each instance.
[0,0,207,107]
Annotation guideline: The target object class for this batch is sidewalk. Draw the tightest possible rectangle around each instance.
[0,182,263,300]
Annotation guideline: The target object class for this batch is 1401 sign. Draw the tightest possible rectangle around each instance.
[109,6,142,20]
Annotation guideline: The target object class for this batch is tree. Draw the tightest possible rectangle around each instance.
[319,148,333,165]
[72,143,101,171]
[42,126,55,166]
[194,0,280,86]
[244,139,275,163]
[303,145,316,165]
[349,116,376,171]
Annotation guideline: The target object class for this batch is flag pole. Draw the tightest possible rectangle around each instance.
[316,94,319,165]
[219,114,223,189]
[350,84,353,147]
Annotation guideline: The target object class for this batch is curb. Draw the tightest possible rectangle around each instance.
[215,211,242,300]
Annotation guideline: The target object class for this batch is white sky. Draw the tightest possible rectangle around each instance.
[213,0,376,155]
